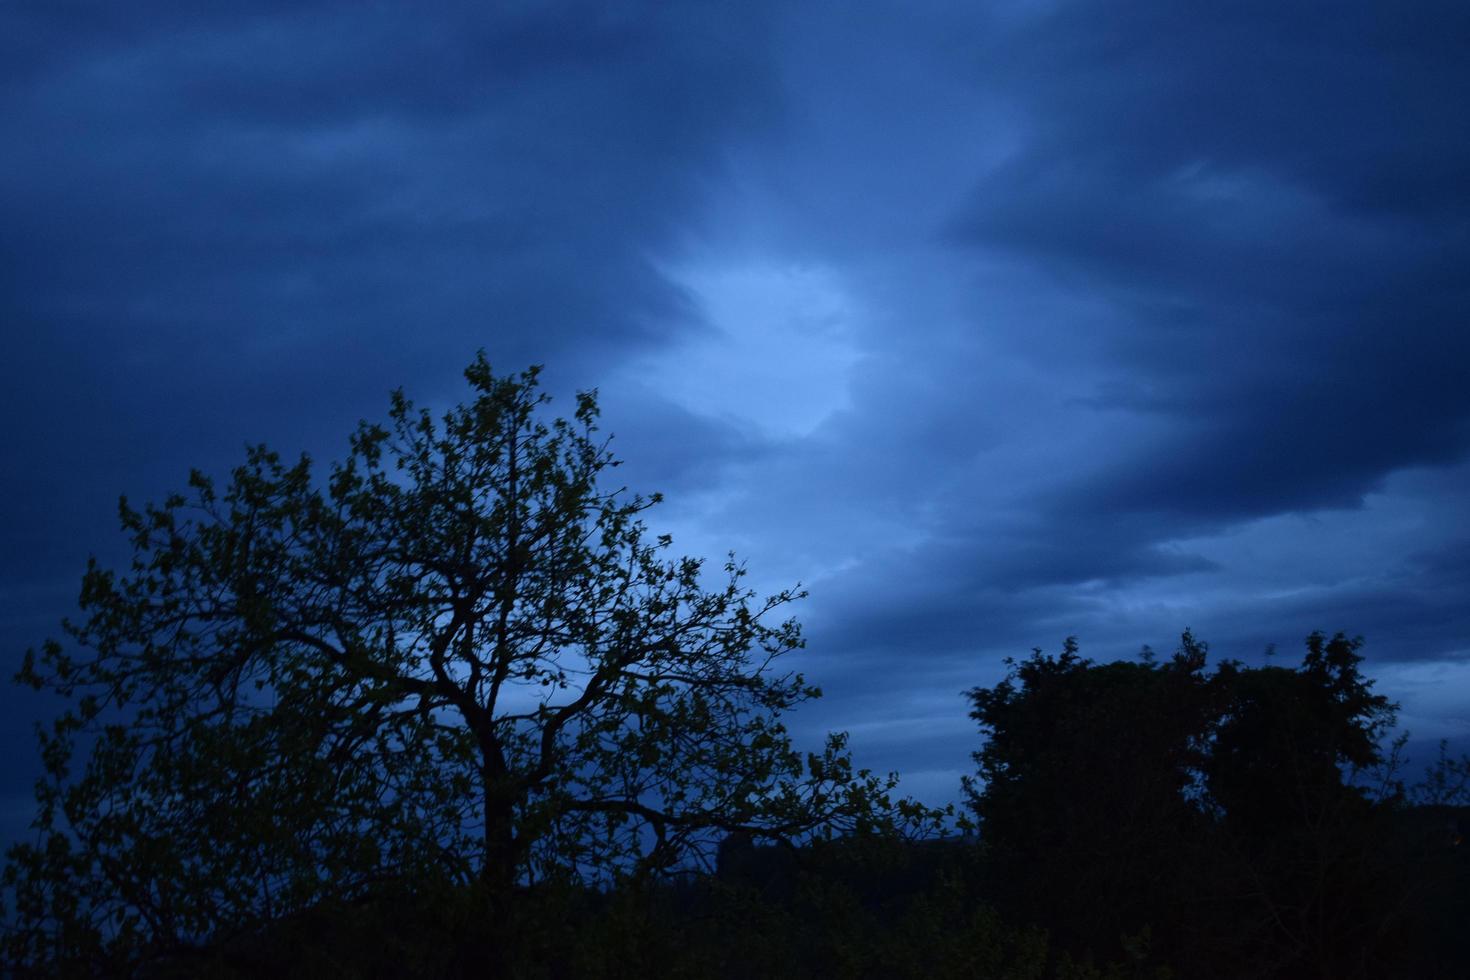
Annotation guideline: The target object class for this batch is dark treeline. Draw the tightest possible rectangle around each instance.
[3,361,1467,977]
[956,630,1469,979]
[11,642,1467,979]
[103,633,1470,979]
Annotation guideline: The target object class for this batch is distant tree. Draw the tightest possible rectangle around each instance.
[1204,632,1397,836]
[964,634,1215,966]
[965,630,1435,979]
[1199,633,1405,976]
[1,356,916,974]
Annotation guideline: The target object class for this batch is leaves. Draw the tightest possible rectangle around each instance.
[3,355,917,973]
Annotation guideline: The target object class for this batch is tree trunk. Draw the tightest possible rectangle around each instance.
[482,795,519,898]
[453,788,519,979]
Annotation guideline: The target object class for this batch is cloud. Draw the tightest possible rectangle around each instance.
[667,1,1470,784]
[0,1,790,833]
[947,2,1470,525]
[3,1,1468,828]
[0,1,782,585]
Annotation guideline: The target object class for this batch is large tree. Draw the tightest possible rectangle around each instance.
[3,357,907,972]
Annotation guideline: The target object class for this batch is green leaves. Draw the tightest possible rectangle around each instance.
[3,357,913,974]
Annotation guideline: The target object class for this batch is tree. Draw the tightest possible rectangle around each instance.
[963,635,1216,966]
[1204,632,1397,840]
[964,630,1441,979]
[3,357,908,973]
[1199,633,1405,976]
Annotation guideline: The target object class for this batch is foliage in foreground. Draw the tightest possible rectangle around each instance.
[1,358,937,974]
[103,837,1162,980]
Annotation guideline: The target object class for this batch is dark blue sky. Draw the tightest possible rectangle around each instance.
[4,1,1469,826]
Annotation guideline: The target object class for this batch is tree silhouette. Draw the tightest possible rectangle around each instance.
[964,630,1434,978]
[2,357,909,973]
[964,634,1215,966]
[1200,633,1404,976]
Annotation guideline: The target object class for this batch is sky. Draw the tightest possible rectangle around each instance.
[3,1,1469,835]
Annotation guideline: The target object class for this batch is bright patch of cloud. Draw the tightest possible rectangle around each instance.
[636,261,863,438]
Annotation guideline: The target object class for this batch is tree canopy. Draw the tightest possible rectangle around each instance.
[963,631,1457,979]
[2,357,913,973]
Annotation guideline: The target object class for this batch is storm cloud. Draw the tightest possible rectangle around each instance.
[4,0,1467,830]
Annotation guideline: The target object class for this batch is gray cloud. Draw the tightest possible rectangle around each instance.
[4,0,1468,828]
